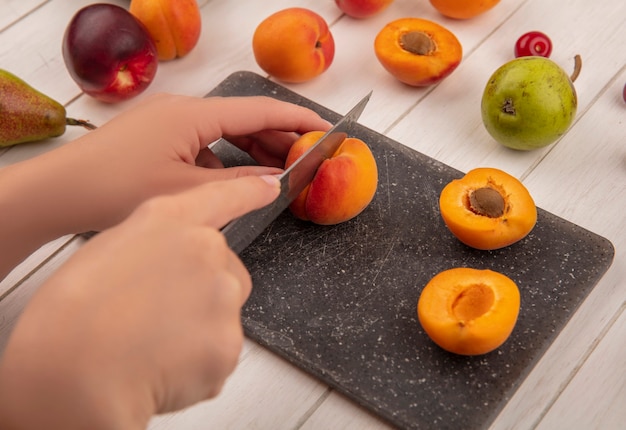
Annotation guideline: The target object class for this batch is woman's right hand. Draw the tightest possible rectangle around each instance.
[0,174,280,430]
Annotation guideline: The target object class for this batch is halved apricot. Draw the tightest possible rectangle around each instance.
[439,167,536,250]
[374,18,462,87]
[417,267,520,355]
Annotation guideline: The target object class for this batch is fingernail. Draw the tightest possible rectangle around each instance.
[260,174,280,188]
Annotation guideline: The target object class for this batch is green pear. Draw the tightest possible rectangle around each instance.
[0,69,95,148]
[481,56,580,151]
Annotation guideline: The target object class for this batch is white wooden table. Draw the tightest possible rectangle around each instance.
[1,0,624,428]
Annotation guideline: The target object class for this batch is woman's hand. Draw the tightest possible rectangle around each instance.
[53,94,330,231]
[0,94,329,278]
[0,175,280,430]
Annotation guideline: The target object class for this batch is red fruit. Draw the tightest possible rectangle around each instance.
[514,31,552,58]
[62,4,158,103]
[335,0,393,19]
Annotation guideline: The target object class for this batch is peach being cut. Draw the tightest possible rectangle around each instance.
[252,8,335,83]
[285,131,378,225]
[129,0,202,61]
[374,18,462,87]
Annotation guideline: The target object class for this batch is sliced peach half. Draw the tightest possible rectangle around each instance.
[439,167,537,250]
[418,267,520,356]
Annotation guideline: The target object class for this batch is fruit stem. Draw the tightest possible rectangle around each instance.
[66,118,97,130]
[570,54,582,82]
[502,98,515,115]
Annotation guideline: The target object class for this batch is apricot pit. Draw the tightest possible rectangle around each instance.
[439,167,536,250]
[400,31,435,56]
[468,187,505,218]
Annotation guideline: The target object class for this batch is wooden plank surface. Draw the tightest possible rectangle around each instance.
[1,0,624,428]
[0,0,45,32]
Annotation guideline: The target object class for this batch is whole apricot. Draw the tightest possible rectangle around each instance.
[335,0,394,19]
[429,0,500,20]
[129,0,202,61]
[252,8,335,83]
[439,167,536,250]
[285,131,378,225]
[374,18,462,87]
[418,267,520,356]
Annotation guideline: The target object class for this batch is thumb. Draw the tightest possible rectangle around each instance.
[179,164,284,189]
[207,165,284,180]
[174,175,281,229]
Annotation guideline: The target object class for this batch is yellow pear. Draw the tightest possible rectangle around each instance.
[0,69,95,147]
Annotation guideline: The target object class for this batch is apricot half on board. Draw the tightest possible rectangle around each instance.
[374,17,462,87]
[439,167,537,250]
[285,131,378,225]
[417,267,520,356]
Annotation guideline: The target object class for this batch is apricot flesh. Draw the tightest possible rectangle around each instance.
[452,282,494,322]
[418,267,520,356]
[439,167,537,250]
[374,18,462,87]
[285,131,378,225]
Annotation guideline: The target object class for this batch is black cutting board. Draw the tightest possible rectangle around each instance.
[206,71,615,430]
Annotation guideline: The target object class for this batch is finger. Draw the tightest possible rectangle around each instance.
[200,270,248,399]
[219,165,284,178]
[226,130,300,167]
[195,148,224,168]
[223,136,284,168]
[145,162,283,198]
[173,175,281,229]
[196,96,332,144]
[185,164,283,183]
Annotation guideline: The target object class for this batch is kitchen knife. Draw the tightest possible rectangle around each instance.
[222,92,372,254]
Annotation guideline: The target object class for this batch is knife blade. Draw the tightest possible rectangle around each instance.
[222,92,372,254]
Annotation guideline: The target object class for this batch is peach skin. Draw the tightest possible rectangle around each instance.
[285,131,378,225]
[252,8,335,83]
[335,0,394,19]
[130,0,202,61]
[429,0,500,20]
